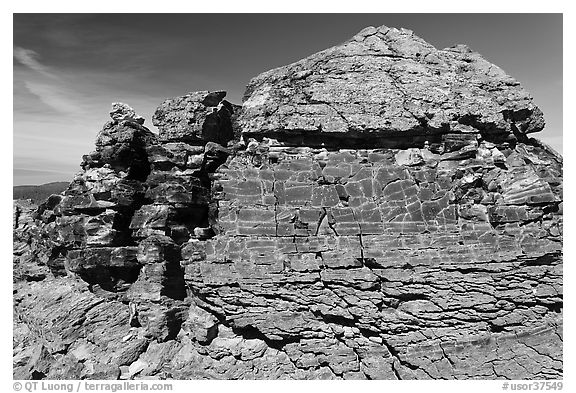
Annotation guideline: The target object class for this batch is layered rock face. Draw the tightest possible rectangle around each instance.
[13,26,562,380]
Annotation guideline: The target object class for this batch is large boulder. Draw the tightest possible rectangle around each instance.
[239,26,544,144]
[152,91,235,146]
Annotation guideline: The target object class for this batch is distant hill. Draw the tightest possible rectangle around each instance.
[13,182,69,204]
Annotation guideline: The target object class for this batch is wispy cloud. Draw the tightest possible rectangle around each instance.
[23,79,86,115]
[13,46,55,78]
[14,46,91,116]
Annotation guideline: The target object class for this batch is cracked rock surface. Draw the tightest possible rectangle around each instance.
[13,26,562,380]
[240,25,544,143]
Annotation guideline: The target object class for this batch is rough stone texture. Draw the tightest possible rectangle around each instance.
[152,91,235,146]
[240,26,544,144]
[14,26,562,380]
[110,102,145,125]
[192,141,562,379]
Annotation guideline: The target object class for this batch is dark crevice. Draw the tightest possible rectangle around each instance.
[126,131,153,181]
[82,265,142,293]
[538,301,563,314]
[230,324,300,351]
[188,288,303,351]
[489,323,506,333]
[46,246,68,277]
[31,371,46,380]
[161,260,187,301]
[362,258,380,269]
[165,307,187,341]
[381,339,420,374]
[445,266,496,274]
[314,208,327,236]
[396,293,430,302]
[437,342,455,367]
[390,362,402,380]
[310,309,357,327]
[520,252,561,266]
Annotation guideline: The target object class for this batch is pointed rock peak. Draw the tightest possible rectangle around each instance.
[110,102,145,125]
[239,25,544,147]
[81,102,157,178]
[347,24,436,57]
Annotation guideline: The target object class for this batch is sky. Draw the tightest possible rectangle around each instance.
[13,13,563,185]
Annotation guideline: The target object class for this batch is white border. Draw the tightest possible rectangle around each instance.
[4,1,573,390]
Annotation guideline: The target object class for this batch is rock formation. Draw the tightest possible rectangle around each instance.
[13,26,562,380]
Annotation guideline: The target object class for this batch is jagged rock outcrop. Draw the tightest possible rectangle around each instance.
[14,26,562,380]
[153,90,235,146]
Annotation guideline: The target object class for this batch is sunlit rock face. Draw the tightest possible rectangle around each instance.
[13,26,562,380]
[239,26,544,140]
